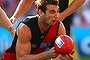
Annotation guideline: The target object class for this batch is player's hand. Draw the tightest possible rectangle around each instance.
[59,51,74,60]
[10,16,16,24]
[47,47,59,58]
[59,54,73,60]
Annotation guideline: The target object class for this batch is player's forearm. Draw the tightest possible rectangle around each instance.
[12,0,34,19]
[0,7,15,37]
[0,7,12,30]
[18,51,50,60]
[61,0,85,19]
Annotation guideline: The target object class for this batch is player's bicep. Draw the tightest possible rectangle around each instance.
[16,23,31,60]
[16,39,31,59]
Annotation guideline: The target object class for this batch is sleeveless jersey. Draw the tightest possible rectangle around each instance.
[5,16,60,54]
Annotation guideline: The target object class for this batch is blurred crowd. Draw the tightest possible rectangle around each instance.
[72,0,90,27]
[1,0,90,27]
[0,0,20,18]
[0,0,37,28]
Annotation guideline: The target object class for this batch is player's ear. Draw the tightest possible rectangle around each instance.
[38,9,44,17]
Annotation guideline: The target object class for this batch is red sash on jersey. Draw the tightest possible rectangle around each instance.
[31,20,59,54]
[2,52,16,60]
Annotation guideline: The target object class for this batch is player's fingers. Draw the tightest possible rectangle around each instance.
[71,51,75,55]
[68,54,73,60]
[12,19,16,24]
[10,19,13,23]
[63,51,74,60]
[65,54,73,60]
[66,50,75,60]
[10,17,16,24]
[59,54,66,60]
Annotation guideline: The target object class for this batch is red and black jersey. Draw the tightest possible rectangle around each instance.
[2,16,60,60]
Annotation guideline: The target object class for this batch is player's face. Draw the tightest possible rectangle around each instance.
[43,5,59,26]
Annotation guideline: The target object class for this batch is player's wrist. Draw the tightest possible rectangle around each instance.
[7,25,15,37]
[8,25,15,33]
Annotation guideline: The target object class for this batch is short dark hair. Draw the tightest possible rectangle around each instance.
[35,0,59,13]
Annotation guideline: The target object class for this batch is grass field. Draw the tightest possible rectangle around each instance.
[0,57,1,60]
[80,56,90,60]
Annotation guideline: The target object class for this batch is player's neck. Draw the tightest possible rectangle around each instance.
[38,18,50,34]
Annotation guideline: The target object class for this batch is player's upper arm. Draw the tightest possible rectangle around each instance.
[57,21,66,36]
[16,23,31,60]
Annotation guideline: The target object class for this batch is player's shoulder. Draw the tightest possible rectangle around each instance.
[17,23,30,36]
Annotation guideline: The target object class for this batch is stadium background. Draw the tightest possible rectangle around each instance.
[0,0,90,60]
